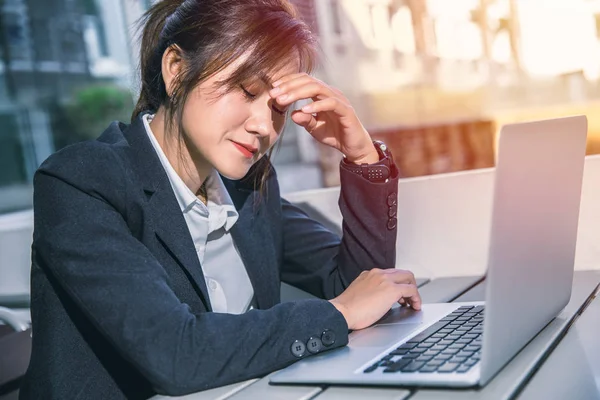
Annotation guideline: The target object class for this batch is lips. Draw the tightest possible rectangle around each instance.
[231,140,258,158]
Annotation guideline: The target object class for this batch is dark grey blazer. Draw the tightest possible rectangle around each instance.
[20,114,399,399]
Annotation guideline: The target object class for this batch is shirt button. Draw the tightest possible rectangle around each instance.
[290,340,306,358]
[388,207,397,218]
[306,337,323,354]
[208,279,217,291]
[321,330,336,346]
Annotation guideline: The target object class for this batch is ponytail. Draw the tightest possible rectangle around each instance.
[132,0,183,121]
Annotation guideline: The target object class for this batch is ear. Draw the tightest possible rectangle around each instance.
[161,45,184,97]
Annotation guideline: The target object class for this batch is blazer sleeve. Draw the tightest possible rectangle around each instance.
[32,144,348,396]
[280,163,399,300]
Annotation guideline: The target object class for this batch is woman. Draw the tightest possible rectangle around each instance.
[20,0,421,399]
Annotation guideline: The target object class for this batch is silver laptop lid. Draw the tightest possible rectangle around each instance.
[479,116,588,385]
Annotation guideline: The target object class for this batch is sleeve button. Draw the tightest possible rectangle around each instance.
[290,340,306,358]
[321,329,336,346]
[387,193,397,207]
[387,217,397,230]
[307,337,323,354]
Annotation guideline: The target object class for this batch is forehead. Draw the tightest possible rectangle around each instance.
[220,50,302,84]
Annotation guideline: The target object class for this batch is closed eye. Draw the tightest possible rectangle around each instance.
[240,85,286,116]
[240,85,256,100]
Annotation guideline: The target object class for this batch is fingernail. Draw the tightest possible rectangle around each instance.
[272,80,281,87]
[277,94,288,102]
[270,87,281,96]
[302,105,312,113]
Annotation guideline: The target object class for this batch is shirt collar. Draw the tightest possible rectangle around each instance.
[142,113,239,232]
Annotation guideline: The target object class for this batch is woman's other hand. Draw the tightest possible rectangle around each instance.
[269,73,379,165]
[328,268,422,331]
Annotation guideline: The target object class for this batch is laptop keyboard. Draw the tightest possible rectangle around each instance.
[363,305,484,374]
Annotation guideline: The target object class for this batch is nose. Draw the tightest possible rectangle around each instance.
[244,102,278,139]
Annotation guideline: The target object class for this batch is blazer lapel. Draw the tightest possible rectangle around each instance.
[122,115,212,311]
[223,173,280,310]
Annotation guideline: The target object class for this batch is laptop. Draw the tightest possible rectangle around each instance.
[270,115,588,388]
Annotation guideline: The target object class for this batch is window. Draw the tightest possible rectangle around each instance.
[0,0,135,214]
[329,0,342,35]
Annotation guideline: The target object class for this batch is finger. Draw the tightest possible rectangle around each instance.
[271,82,331,107]
[395,284,422,311]
[271,74,315,94]
[272,72,309,88]
[301,98,348,117]
[290,110,318,133]
[386,269,417,286]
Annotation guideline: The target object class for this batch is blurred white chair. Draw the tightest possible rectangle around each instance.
[0,210,33,308]
[285,155,600,282]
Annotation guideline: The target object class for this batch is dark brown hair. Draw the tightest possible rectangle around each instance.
[133,0,318,191]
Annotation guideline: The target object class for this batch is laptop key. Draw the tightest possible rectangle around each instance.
[434,354,453,361]
[437,362,461,373]
[398,343,418,350]
[456,306,474,312]
[465,358,479,366]
[406,321,450,343]
[382,358,413,372]
[426,359,446,367]
[450,356,467,363]
[441,348,460,355]
[363,363,380,373]
[457,364,473,373]
[402,353,421,359]
[401,361,426,373]
[416,355,433,363]
[424,337,441,344]
[419,365,439,373]
[456,351,475,358]
[423,350,442,357]
[408,347,427,354]
[389,348,409,356]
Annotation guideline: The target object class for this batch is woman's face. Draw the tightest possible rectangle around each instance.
[180,57,300,180]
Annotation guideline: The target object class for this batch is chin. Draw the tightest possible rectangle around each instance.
[215,164,252,181]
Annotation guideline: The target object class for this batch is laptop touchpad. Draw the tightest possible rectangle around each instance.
[349,323,421,348]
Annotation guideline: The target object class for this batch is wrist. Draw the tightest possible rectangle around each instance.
[329,299,352,330]
[346,148,380,165]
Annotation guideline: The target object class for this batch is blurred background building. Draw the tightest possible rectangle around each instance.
[3,0,600,211]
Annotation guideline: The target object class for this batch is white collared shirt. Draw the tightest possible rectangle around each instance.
[143,114,254,314]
